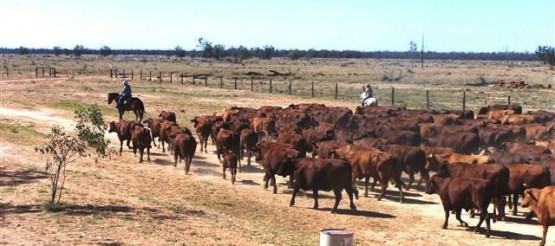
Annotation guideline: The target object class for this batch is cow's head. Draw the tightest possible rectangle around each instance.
[520,188,540,208]
[435,161,451,177]
[425,175,442,195]
[108,121,118,133]
[190,117,199,128]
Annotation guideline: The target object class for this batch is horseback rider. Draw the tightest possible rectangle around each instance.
[117,79,132,110]
[361,83,373,106]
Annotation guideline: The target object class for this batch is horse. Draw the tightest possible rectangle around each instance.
[360,91,378,107]
[107,92,145,122]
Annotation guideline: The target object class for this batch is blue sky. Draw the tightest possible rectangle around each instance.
[1,0,554,52]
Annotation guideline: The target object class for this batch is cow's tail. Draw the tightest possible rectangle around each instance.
[144,128,152,148]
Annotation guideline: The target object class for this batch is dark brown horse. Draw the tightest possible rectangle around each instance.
[107,92,145,122]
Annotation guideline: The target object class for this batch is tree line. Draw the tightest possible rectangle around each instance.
[1,42,553,65]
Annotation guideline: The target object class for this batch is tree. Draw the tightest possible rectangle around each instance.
[99,45,112,57]
[174,45,186,59]
[73,45,84,57]
[35,103,109,206]
[212,44,225,60]
[236,45,251,62]
[17,46,29,55]
[53,46,62,56]
[409,41,418,66]
[262,45,274,60]
[197,38,214,58]
[535,46,555,66]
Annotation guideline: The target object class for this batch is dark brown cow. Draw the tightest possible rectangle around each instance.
[478,104,522,115]
[425,175,493,238]
[142,118,163,148]
[289,158,358,213]
[222,151,238,184]
[215,129,239,162]
[352,137,388,150]
[130,123,152,163]
[506,164,551,216]
[108,120,134,154]
[433,114,461,125]
[276,132,310,155]
[426,151,492,171]
[425,132,481,154]
[255,143,304,194]
[239,128,258,167]
[159,110,177,122]
[382,144,429,190]
[210,120,225,145]
[332,144,405,202]
[169,128,197,174]
[436,162,510,221]
[521,186,555,246]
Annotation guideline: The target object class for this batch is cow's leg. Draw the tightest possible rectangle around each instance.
[397,181,404,203]
[497,195,506,221]
[364,176,370,197]
[370,178,378,190]
[313,189,320,210]
[119,141,123,155]
[407,172,415,191]
[133,145,137,157]
[288,175,293,189]
[247,151,251,166]
[146,147,150,162]
[331,189,341,213]
[272,176,277,194]
[161,140,166,153]
[127,139,132,149]
[540,225,547,246]
[474,210,486,234]
[231,167,236,184]
[512,193,519,215]
[455,209,468,227]
[442,207,450,229]
[289,187,299,207]
[174,151,179,167]
[484,212,491,238]
[378,176,387,201]
[263,173,270,190]
[345,187,357,210]
[138,148,144,163]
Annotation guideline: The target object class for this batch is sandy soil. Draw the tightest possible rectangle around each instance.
[0,77,552,245]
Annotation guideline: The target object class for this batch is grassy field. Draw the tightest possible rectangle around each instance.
[2,55,554,112]
[1,55,554,245]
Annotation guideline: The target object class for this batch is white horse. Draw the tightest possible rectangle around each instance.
[360,91,378,107]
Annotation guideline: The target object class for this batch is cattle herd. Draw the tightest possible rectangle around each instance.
[108,103,555,245]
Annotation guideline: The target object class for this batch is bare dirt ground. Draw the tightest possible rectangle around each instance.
[1,76,552,245]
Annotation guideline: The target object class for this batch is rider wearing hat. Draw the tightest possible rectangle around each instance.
[361,83,373,106]
[117,79,132,110]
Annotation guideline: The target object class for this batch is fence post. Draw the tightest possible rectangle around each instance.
[110,69,113,78]
[426,90,430,109]
[149,71,152,81]
[220,77,223,88]
[131,70,134,80]
[311,81,314,98]
[251,77,254,91]
[289,80,292,95]
[334,83,338,99]
[36,67,38,77]
[507,96,511,105]
[6,66,8,77]
[462,90,466,113]
[42,67,45,77]
[115,69,118,78]
[181,73,184,84]
[391,87,395,105]
[205,77,208,87]
[159,72,162,83]
[140,70,143,80]
[192,74,196,84]
[234,77,237,90]
[170,72,173,83]
[269,79,273,93]
[122,69,125,78]
[53,68,56,77]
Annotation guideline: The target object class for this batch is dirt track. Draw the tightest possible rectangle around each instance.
[0,77,552,245]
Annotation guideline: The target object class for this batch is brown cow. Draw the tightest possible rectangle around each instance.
[289,158,358,213]
[255,143,304,194]
[521,186,555,246]
[142,118,163,148]
[222,151,238,184]
[160,120,180,153]
[382,144,429,190]
[426,151,492,171]
[169,128,197,174]
[191,115,216,153]
[425,132,481,154]
[506,164,551,216]
[436,162,510,221]
[239,128,258,167]
[159,110,177,122]
[312,140,344,159]
[251,116,276,140]
[215,129,239,162]
[108,120,134,155]
[425,175,493,238]
[130,123,152,163]
[332,144,405,202]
